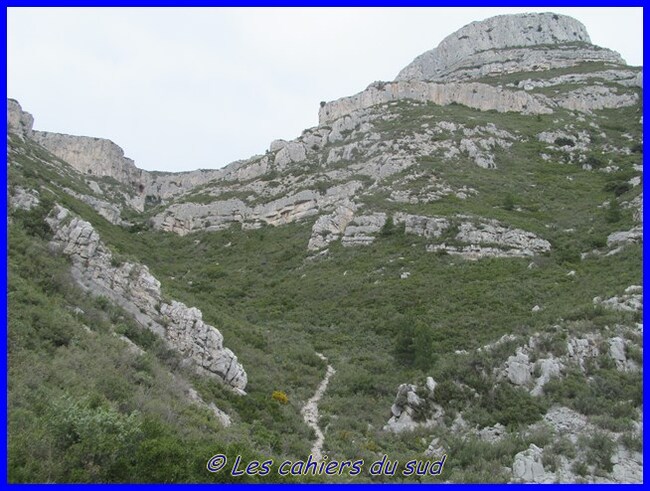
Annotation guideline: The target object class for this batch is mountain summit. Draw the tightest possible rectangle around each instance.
[396,12,624,82]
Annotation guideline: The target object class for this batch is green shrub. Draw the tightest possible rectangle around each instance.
[604,199,621,223]
[572,460,588,477]
[618,431,642,453]
[549,436,576,459]
[467,384,547,428]
[585,155,604,169]
[581,432,615,473]
[502,194,515,211]
[541,449,559,472]
[554,137,575,147]
[271,390,289,404]
[380,216,396,237]
[14,195,55,239]
[603,180,631,196]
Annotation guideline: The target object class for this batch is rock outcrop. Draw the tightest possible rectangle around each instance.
[318,77,637,126]
[607,227,643,248]
[511,444,548,483]
[396,13,621,82]
[307,211,551,258]
[45,204,247,392]
[7,99,34,138]
[153,181,363,235]
[383,380,443,433]
[394,212,450,238]
[317,13,634,127]
[9,186,40,211]
[594,285,643,313]
[319,80,554,125]
[424,216,551,259]
[307,201,357,251]
[341,213,387,247]
[31,131,147,201]
[455,220,551,253]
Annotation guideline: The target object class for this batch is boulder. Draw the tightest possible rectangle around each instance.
[506,351,532,386]
[512,444,549,483]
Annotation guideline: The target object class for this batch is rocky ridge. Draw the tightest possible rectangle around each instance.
[45,204,247,392]
[7,12,641,241]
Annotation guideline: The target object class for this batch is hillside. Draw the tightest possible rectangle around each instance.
[7,12,642,483]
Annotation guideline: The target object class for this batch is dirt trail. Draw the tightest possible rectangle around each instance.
[301,353,336,461]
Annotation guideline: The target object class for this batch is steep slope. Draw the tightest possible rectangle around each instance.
[8,11,642,483]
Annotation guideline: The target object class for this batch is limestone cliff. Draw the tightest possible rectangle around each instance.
[7,98,34,138]
[396,12,623,82]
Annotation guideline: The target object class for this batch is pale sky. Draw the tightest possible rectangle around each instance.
[7,7,643,173]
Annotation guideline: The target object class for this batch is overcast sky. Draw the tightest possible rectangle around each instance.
[7,7,643,173]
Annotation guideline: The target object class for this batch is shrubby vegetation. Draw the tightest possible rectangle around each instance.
[7,77,641,482]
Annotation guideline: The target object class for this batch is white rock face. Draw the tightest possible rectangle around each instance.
[154,181,363,235]
[566,334,601,370]
[307,210,549,254]
[307,201,357,251]
[511,444,550,483]
[9,100,231,207]
[61,187,124,225]
[45,205,247,391]
[477,423,507,443]
[456,220,552,254]
[556,86,639,113]
[524,68,639,87]
[318,14,632,126]
[608,337,629,371]
[534,406,642,483]
[274,141,307,168]
[146,168,228,200]
[611,448,643,483]
[384,382,442,433]
[421,216,550,259]
[32,131,146,190]
[9,186,40,211]
[319,80,553,125]
[341,213,387,247]
[7,99,34,138]
[594,286,643,313]
[607,227,643,247]
[395,13,619,82]
[543,405,588,437]
[506,351,532,386]
[319,212,551,259]
[394,213,450,238]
